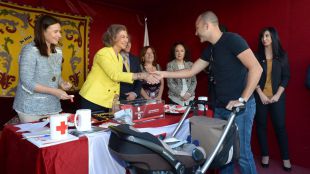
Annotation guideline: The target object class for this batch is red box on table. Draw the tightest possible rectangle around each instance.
[116,99,165,123]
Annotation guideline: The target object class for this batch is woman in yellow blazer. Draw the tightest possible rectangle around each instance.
[80,24,156,113]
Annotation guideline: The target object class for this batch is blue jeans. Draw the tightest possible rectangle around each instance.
[214,97,257,174]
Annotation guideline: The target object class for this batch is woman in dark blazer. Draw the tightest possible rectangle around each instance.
[254,27,291,171]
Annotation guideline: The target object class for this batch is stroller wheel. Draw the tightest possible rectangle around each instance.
[192,146,206,162]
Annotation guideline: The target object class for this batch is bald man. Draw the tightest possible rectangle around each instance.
[156,11,262,174]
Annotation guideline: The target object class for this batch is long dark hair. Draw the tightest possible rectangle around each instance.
[169,42,191,62]
[257,27,286,60]
[34,15,61,57]
[140,46,158,66]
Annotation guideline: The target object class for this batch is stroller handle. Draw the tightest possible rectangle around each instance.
[171,100,245,137]
[195,105,245,174]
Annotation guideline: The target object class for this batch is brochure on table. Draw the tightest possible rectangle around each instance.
[26,133,78,148]
[69,126,108,137]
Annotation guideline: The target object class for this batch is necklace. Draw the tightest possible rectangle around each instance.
[144,64,155,72]
[47,55,58,82]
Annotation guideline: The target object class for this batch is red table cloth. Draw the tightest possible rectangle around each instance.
[0,125,88,174]
[0,110,213,174]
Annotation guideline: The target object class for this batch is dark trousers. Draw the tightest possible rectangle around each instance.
[255,96,290,160]
[80,95,109,113]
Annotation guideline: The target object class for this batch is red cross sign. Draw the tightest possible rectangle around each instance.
[56,121,68,134]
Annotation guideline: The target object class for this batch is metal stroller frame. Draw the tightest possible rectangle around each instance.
[172,100,244,174]
[109,100,244,174]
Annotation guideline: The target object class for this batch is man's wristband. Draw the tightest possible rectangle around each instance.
[133,92,137,98]
[238,97,246,104]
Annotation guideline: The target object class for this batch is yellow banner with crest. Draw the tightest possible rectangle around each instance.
[0,2,90,97]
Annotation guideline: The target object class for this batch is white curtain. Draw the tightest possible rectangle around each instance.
[143,17,150,46]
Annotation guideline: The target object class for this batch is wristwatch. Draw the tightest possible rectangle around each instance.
[238,97,246,104]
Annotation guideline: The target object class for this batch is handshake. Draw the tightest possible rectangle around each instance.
[134,71,164,84]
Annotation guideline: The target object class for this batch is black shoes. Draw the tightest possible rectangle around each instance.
[282,165,292,172]
[261,157,292,172]
[261,162,292,172]
[261,162,269,168]
[283,160,292,172]
[261,156,269,168]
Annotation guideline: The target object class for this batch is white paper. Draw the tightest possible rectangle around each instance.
[15,121,49,132]
[22,127,50,139]
[27,133,78,148]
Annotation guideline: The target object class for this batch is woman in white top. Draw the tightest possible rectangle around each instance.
[166,42,197,106]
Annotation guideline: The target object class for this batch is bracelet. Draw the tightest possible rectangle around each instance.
[137,73,143,80]
[139,73,147,80]
[134,73,141,80]
[238,97,247,104]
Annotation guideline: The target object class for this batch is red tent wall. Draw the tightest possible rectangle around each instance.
[1,0,310,168]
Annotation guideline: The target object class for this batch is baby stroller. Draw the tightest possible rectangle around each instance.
[108,100,244,174]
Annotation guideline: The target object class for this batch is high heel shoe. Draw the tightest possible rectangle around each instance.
[261,162,269,168]
[282,164,292,172]
[283,160,292,172]
[261,156,269,168]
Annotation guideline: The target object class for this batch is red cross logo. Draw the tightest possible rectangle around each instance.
[56,121,68,135]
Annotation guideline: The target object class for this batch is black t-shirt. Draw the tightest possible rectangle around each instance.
[201,32,249,107]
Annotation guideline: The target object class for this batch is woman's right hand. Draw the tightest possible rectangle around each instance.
[60,81,72,91]
[134,72,161,84]
[54,88,74,100]
[146,73,161,84]
[259,93,271,105]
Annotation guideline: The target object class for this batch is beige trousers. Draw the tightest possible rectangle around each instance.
[17,111,50,123]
